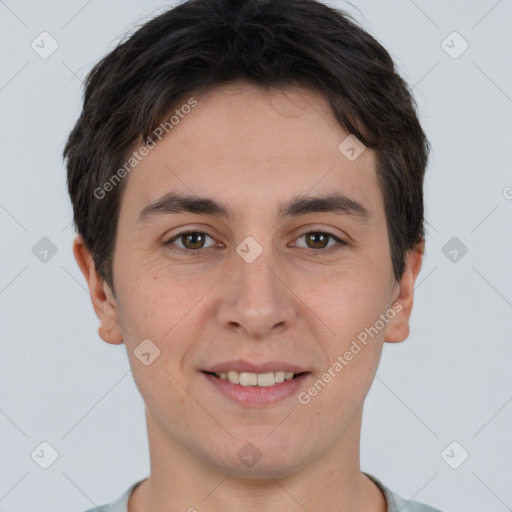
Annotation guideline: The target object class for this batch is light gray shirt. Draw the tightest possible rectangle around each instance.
[82,472,442,511]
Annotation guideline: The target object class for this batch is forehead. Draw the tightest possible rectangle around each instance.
[119,81,382,223]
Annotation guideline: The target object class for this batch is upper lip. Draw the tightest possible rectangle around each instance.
[203,360,308,374]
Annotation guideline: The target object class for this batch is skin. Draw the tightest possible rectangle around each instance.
[74,81,424,512]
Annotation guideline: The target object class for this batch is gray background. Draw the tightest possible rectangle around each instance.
[1,1,511,511]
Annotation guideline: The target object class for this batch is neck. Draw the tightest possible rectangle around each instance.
[129,409,387,512]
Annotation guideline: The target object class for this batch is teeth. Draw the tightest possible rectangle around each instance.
[239,372,257,386]
[227,370,239,384]
[257,372,275,386]
[214,370,297,386]
[274,371,285,383]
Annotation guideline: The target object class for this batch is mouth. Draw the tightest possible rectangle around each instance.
[201,366,311,406]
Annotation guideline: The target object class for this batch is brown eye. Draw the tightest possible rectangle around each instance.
[165,231,216,251]
[181,232,206,249]
[304,232,330,249]
[294,231,344,251]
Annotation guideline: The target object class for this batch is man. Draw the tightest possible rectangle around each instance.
[64,0,441,510]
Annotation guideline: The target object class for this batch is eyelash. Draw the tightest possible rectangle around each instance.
[164,229,347,256]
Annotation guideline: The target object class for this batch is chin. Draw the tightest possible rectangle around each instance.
[206,437,309,480]
[225,457,304,481]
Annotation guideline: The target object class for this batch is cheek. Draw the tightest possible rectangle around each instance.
[114,275,200,413]
[302,286,386,416]
[307,266,390,339]
[114,267,223,385]
[301,268,389,397]
[115,264,209,335]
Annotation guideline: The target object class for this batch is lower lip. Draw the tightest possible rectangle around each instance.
[202,372,310,406]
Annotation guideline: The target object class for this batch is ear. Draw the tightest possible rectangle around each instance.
[72,234,124,345]
[384,239,425,343]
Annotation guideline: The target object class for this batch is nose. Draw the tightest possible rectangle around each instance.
[216,242,297,338]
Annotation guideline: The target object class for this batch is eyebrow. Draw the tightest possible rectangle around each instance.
[136,191,371,225]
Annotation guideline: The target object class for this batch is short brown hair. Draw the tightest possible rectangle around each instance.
[64,0,430,294]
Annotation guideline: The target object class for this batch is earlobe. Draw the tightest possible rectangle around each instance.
[384,239,425,344]
[72,234,124,345]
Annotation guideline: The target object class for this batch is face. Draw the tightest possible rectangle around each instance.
[75,81,422,478]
